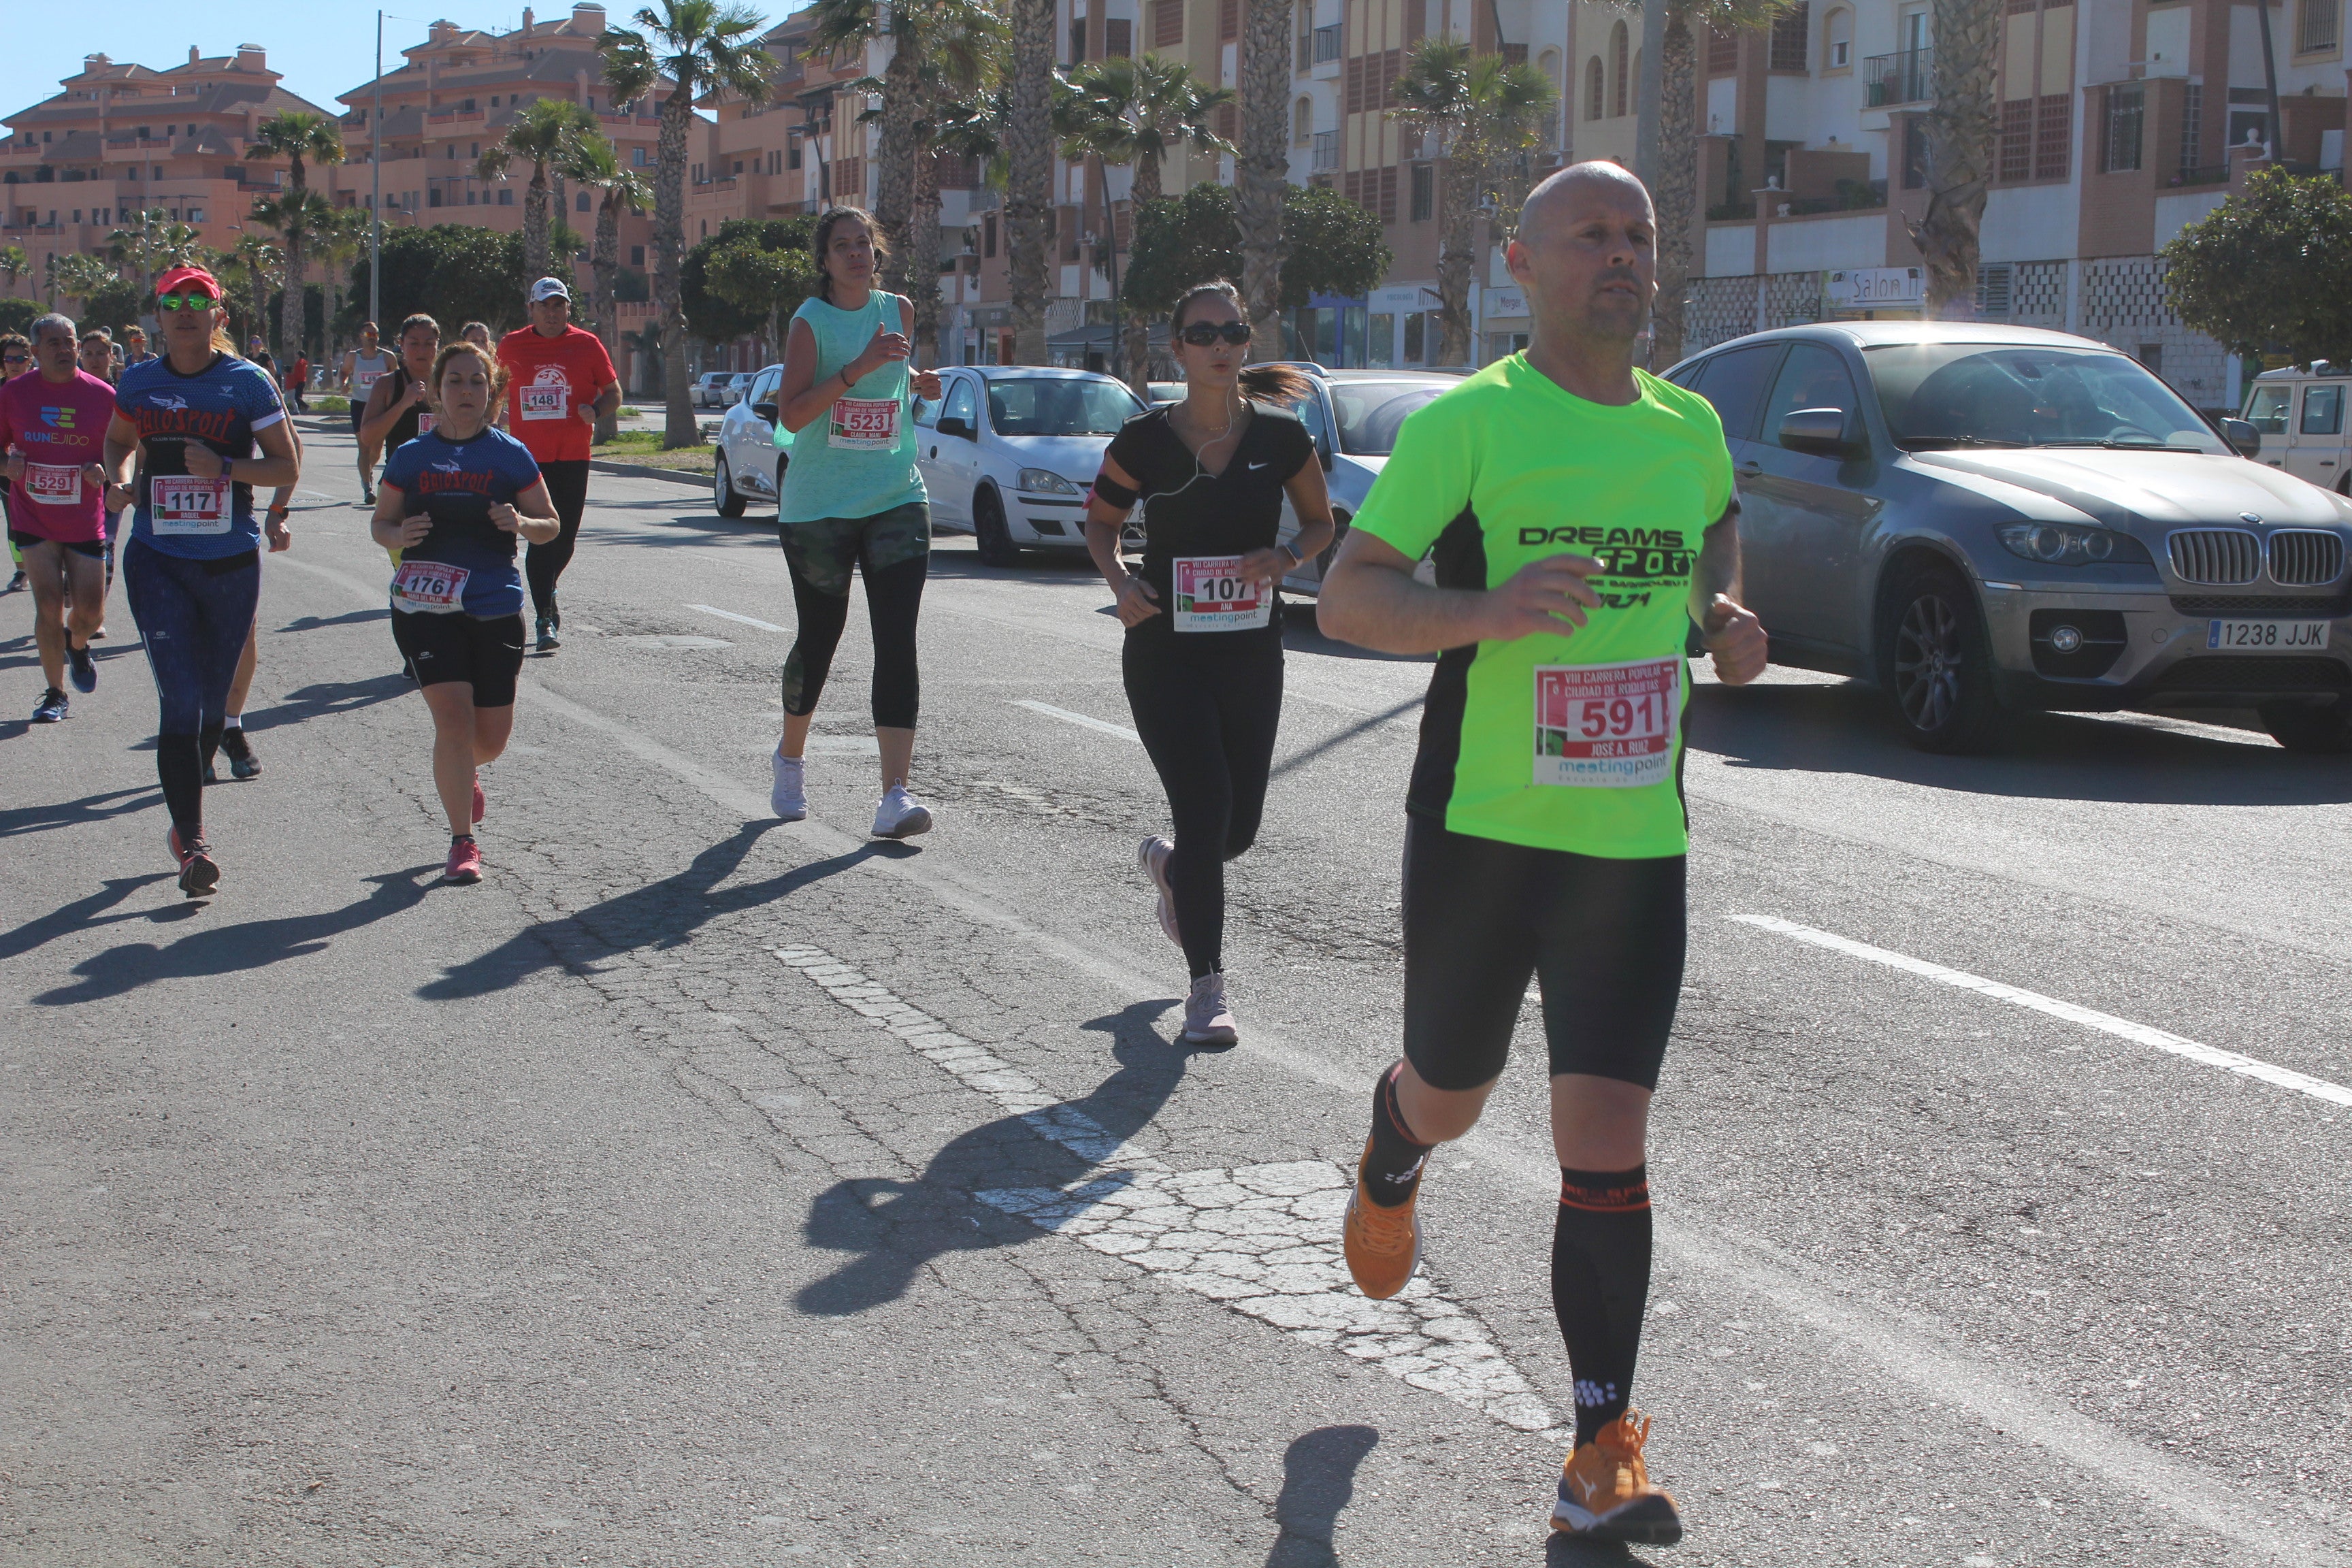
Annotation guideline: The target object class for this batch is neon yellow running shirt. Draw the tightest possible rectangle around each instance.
[1351,354,1734,858]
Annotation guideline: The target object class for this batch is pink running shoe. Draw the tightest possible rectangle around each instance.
[444,835,483,885]
[168,827,220,898]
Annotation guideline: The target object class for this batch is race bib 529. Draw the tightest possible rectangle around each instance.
[25,462,83,507]
[1533,657,1681,789]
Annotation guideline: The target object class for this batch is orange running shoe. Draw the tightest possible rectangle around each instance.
[1341,1135,1424,1299]
[1550,1409,1684,1545]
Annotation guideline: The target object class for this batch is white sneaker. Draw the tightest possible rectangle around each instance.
[1182,972,1238,1047]
[770,752,807,821]
[872,783,933,839]
[1139,835,1181,946]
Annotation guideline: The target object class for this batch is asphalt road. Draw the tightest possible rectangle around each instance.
[4,417,2349,1567]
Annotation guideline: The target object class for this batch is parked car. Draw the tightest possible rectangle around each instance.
[1260,363,1467,595]
[711,362,794,517]
[2242,362,2352,495]
[914,366,1145,565]
[692,372,736,409]
[1661,321,2352,753]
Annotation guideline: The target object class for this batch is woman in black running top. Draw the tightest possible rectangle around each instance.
[1084,280,1335,1047]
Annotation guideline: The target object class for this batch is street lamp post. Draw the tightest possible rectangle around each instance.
[370,10,384,331]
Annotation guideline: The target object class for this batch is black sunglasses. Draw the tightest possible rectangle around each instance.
[1177,322,1252,347]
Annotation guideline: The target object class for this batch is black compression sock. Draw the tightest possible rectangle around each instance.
[198,720,224,779]
[1553,1164,1654,1448]
[156,733,204,834]
[1360,1061,1433,1209]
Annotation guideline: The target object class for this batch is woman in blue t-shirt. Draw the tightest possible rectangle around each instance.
[369,339,559,885]
[99,265,302,899]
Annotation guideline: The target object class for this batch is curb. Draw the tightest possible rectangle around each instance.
[589,459,713,489]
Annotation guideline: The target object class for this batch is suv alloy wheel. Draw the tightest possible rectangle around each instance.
[1880,559,2006,753]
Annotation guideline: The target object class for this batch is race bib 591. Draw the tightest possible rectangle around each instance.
[1172,555,1271,634]
[390,559,470,614]
[828,396,900,451]
[1533,657,1681,789]
[150,474,231,535]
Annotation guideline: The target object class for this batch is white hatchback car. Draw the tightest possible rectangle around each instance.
[711,362,791,517]
[914,366,1145,565]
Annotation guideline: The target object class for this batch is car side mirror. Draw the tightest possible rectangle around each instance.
[1778,406,1855,457]
[751,402,777,425]
[936,414,975,440]
[2222,417,2261,459]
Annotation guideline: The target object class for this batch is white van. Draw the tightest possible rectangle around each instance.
[2242,364,2352,495]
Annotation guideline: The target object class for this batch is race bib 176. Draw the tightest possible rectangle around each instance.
[150,474,231,535]
[828,396,900,451]
[1533,657,1682,789]
[24,462,83,507]
[389,559,470,614]
[1172,555,1272,634]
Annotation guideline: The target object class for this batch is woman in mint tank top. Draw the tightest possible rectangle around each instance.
[768,206,945,840]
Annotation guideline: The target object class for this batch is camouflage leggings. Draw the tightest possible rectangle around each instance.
[779,501,930,725]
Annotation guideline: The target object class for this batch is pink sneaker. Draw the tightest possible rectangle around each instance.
[444,835,483,885]
[168,827,219,898]
[1139,836,1180,947]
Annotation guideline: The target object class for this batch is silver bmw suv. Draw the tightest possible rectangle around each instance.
[1663,322,2352,753]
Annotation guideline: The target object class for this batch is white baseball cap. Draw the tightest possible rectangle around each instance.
[529,276,572,303]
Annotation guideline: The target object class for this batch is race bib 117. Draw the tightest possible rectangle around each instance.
[150,474,231,535]
[1533,657,1681,789]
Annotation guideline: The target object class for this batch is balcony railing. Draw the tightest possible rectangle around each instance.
[1782,178,1889,215]
[1865,48,1933,107]
[1313,23,1342,63]
[1311,130,1338,172]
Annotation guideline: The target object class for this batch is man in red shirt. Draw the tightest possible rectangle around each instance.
[497,277,620,651]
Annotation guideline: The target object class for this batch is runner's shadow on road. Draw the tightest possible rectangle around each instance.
[33,867,438,1004]
[419,821,863,1001]
[249,672,416,734]
[793,1007,1192,1317]
[0,785,157,840]
[1,873,186,962]
[1544,1534,1665,1567]
[1264,1425,1379,1567]
[275,608,389,634]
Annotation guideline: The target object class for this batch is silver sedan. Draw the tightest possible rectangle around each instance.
[1663,322,2352,754]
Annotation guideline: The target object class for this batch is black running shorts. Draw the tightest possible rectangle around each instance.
[391,610,526,707]
[1401,819,1687,1092]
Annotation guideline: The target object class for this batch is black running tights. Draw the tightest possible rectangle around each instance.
[1123,637,1284,979]
[123,540,259,840]
[525,459,592,619]
[781,552,928,728]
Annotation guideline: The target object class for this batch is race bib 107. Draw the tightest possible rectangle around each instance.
[1533,657,1682,789]
[150,474,231,535]
[828,396,901,451]
[1172,555,1272,633]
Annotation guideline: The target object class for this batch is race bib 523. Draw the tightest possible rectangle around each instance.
[828,396,900,451]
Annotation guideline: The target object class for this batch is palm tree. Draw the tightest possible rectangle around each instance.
[808,0,993,333]
[1908,0,2002,318]
[250,189,338,357]
[0,244,27,296]
[479,96,602,284]
[46,250,115,310]
[1652,0,1793,365]
[311,205,369,364]
[220,235,284,350]
[1392,39,1556,366]
[600,1,773,448]
[1003,0,1057,363]
[106,210,212,288]
[246,111,346,359]
[1060,54,1233,387]
[1237,0,1296,334]
[559,129,655,440]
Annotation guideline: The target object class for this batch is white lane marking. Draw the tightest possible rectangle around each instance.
[274,557,2338,1563]
[1731,914,2352,1109]
[772,947,1561,1438]
[688,603,787,634]
[1012,699,1141,745]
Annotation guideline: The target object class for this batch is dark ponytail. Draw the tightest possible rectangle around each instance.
[1171,280,1318,406]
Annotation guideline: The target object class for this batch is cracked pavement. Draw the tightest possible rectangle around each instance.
[4,421,2349,1565]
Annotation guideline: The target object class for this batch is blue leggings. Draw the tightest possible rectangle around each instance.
[123,539,259,838]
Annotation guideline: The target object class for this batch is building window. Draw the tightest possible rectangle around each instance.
[1295,97,1313,144]
[1584,56,1604,119]
[1610,21,1630,117]
[984,212,997,256]
[2296,0,2339,54]
[787,140,801,169]
[2034,94,2071,180]
[577,191,591,210]
[1708,25,1740,74]
[1106,18,1131,55]
[499,188,514,205]
[1221,0,1240,41]
[1825,7,1852,69]
[1404,311,1425,362]
[2180,83,2203,172]
[1769,3,1810,71]
[1070,18,1085,61]
[631,244,645,266]
[2102,83,2144,172]
[1154,0,1183,48]
[1410,162,1434,220]
[633,147,648,166]
[1902,115,1927,187]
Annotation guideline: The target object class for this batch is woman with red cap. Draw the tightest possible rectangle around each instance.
[99,266,301,898]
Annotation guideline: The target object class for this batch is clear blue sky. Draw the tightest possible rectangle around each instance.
[10,7,566,118]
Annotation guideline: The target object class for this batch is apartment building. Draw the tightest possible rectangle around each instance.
[1,46,325,294]
[327,4,662,282]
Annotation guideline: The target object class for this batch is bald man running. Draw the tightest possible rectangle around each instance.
[1318,161,1768,1545]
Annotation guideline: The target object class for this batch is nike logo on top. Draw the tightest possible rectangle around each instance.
[1247,461,1271,470]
